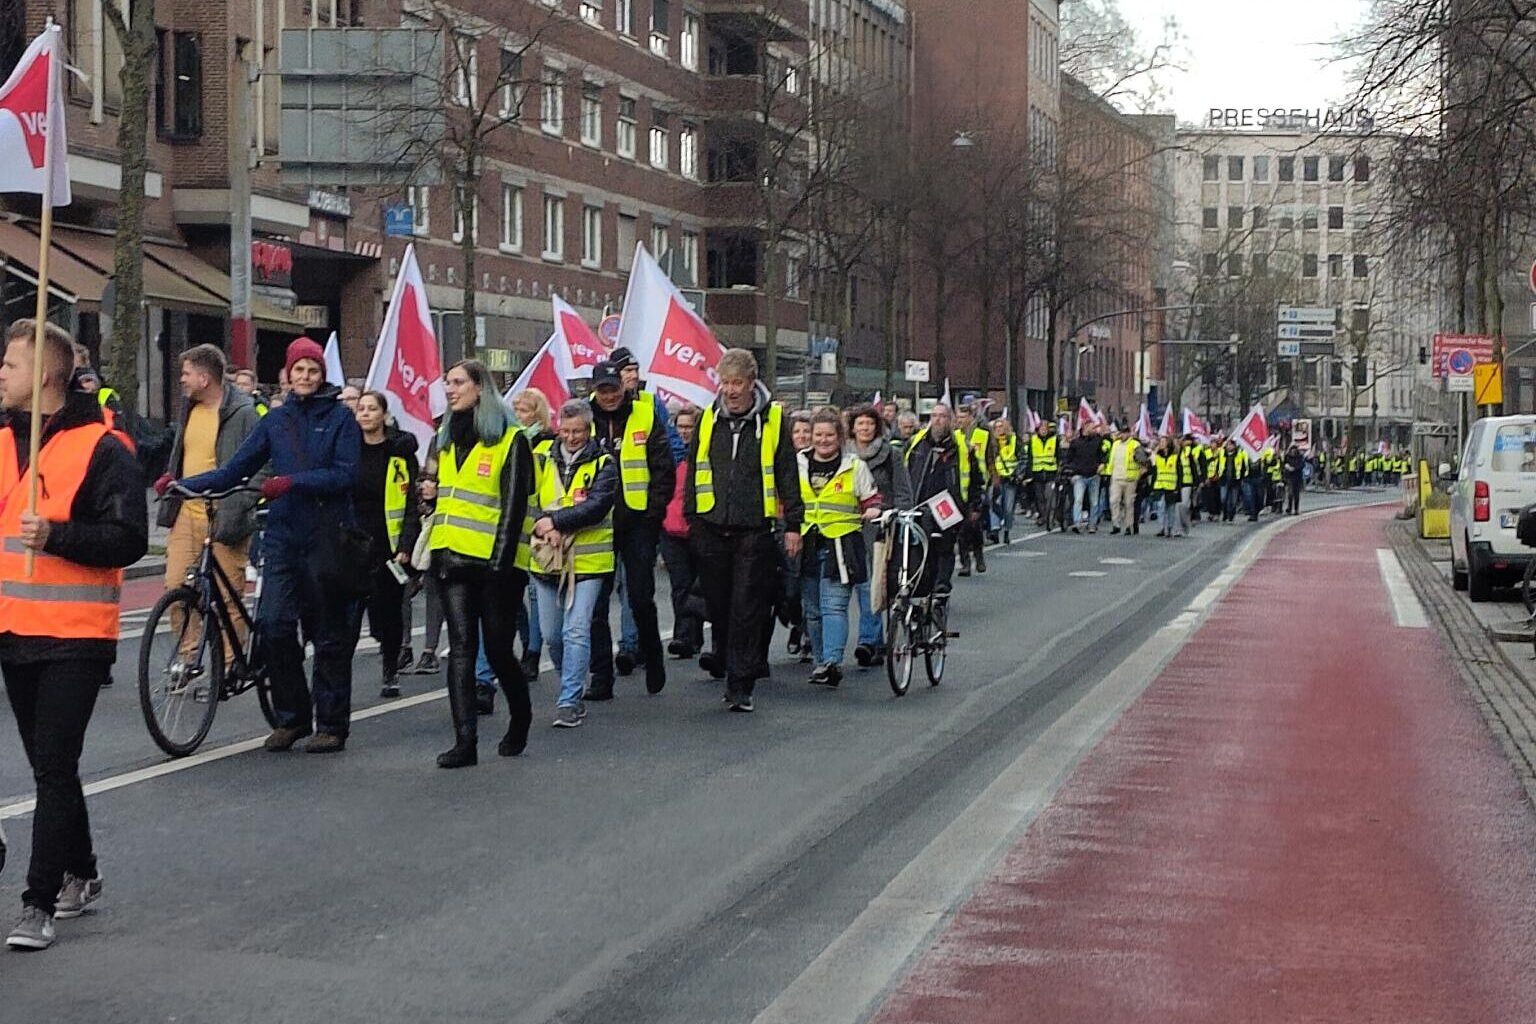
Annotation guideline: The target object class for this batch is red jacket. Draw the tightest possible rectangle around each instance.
[663,459,689,538]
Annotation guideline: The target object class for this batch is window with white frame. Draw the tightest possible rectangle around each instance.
[680,230,699,283]
[583,205,603,267]
[452,185,477,244]
[681,13,699,70]
[784,64,800,95]
[541,68,564,135]
[617,0,634,35]
[679,124,698,179]
[785,254,802,298]
[651,223,669,257]
[408,185,430,236]
[500,184,523,251]
[650,0,670,56]
[452,33,478,107]
[580,84,602,146]
[650,115,669,169]
[498,50,525,120]
[617,95,637,158]
[543,196,565,260]
[580,1,602,25]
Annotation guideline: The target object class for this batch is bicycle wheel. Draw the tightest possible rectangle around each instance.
[1523,558,1536,615]
[886,604,917,696]
[925,598,949,686]
[138,586,224,757]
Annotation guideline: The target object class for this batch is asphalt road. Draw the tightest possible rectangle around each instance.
[0,488,1384,1022]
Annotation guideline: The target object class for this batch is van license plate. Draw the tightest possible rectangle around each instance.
[1501,512,1518,529]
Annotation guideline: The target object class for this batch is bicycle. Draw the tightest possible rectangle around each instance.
[138,484,278,757]
[879,507,959,695]
[1045,470,1075,533]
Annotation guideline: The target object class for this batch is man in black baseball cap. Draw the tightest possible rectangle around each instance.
[587,359,675,699]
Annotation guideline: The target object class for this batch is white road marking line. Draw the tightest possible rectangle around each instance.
[1375,548,1428,628]
[1068,570,1107,578]
[1099,557,1137,565]
[750,510,1299,1024]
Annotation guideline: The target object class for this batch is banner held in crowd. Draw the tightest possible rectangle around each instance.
[1234,404,1270,458]
[615,243,725,410]
[323,332,345,386]
[506,293,606,413]
[363,244,446,461]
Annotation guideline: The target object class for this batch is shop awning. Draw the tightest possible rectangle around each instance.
[0,219,304,332]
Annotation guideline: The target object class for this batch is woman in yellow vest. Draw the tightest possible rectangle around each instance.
[1151,436,1185,537]
[799,408,883,687]
[429,360,536,768]
[353,392,420,700]
[990,417,1020,543]
[529,400,619,728]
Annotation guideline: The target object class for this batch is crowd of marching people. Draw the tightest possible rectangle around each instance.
[0,316,1418,950]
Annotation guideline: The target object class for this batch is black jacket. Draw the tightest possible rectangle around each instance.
[685,381,803,532]
[0,392,148,665]
[157,383,265,544]
[433,415,535,581]
[355,428,422,562]
[590,393,675,525]
[1064,433,1103,477]
[540,438,619,582]
[905,428,982,512]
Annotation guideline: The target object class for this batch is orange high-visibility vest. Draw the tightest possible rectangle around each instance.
[0,423,123,640]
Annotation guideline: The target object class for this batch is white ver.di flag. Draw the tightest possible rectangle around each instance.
[0,25,71,204]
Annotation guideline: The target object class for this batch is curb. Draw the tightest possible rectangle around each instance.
[125,560,166,582]
[1388,519,1536,809]
[1488,624,1534,644]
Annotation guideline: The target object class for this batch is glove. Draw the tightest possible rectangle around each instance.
[260,476,294,501]
[153,474,173,497]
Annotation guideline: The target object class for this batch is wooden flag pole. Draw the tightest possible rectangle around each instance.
[24,22,62,578]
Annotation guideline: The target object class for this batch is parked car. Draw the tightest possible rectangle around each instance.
[1450,415,1536,601]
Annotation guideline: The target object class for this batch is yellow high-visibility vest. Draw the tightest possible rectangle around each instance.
[1109,438,1142,480]
[905,427,972,503]
[1030,434,1058,474]
[995,435,1019,478]
[1153,452,1180,490]
[602,398,657,512]
[799,455,863,540]
[431,431,516,561]
[692,404,783,518]
[384,455,410,550]
[534,451,615,575]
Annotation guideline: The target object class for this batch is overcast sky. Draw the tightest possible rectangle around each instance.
[1122,0,1370,124]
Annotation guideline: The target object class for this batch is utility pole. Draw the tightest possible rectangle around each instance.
[229,42,255,372]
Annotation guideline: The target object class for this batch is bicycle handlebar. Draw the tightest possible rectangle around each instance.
[166,482,262,502]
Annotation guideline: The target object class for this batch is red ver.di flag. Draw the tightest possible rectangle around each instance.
[364,244,447,461]
[1234,404,1270,458]
[926,491,964,531]
[615,243,724,408]
[506,293,606,414]
[0,25,71,204]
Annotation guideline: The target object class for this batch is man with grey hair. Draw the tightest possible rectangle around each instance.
[685,348,802,713]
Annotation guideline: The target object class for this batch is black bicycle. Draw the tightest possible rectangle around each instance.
[880,508,958,695]
[139,484,278,757]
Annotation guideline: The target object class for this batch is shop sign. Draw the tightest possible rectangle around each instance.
[252,240,294,288]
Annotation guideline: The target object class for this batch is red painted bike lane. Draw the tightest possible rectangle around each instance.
[872,506,1536,1024]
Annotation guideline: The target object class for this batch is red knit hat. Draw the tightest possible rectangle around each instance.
[284,337,326,377]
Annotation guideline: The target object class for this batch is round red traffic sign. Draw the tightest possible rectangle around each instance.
[1529,258,1536,295]
[1447,348,1476,375]
[598,314,622,348]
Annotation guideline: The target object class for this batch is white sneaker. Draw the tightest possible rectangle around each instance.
[54,872,102,919]
[5,906,55,950]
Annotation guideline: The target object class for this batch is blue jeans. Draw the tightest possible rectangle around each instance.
[1095,477,1110,523]
[534,574,606,708]
[855,579,882,647]
[991,482,1017,534]
[1222,481,1240,520]
[617,563,639,655]
[475,625,495,689]
[1072,475,1100,527]
[800,548,853,668]
[1241,478,1259,518]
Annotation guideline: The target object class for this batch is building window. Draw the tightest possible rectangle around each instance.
[1227,156,1243,181]
[650,0,670,56]
[1252,253,1269,275]
[681,230,699,283]
[1279,156,1295,182]
[1329,360,1343,387]
[1328,156,1346,181]
[452,33,478,107]
[541,68,564,135]
[1327,253,1343,277]
[1228,205,1243,229]
[451,185,477,244]
[409,185,430,237]
[617,0,634,36]
[650,116,669,169]
[1253,155,1270,182]
[681,13,700,70]
[1203,253,1219,276]
[1202,207,1219,229]
[500,184,523,251]
[651,223,670,258]
[1227,254,1243,278]
[1278,209,1295,229]
[1302,253,1318,278]
[1353,254,1369,278]
[786,254,803,298]
[1303,156,1319,181]
[580,1,603,24]
[583,205,603,268]
[617,96,637,158]
[580,84,602,146]
[498,50,525,120]
[1252,205,1268,228]
[1355,156,1371,182]
[154,29,203,138]
[679,124,699,179]
[1328,206,1344,229]
[1303,209,1319,230]
[1202,155,1220,181]
[543,195,565,261]
[619,214,638,269]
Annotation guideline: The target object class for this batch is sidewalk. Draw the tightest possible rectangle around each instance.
[871,506,1536,1024]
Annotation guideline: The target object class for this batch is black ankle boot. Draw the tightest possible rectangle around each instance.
[437,673,478,768]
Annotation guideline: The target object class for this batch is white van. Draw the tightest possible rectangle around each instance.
[1450,414,1536,601]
